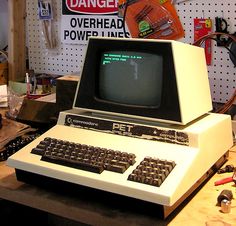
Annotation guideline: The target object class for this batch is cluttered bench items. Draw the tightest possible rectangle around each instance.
[0,111,40,161]
[0,84,56,162]
[0,73,80,162]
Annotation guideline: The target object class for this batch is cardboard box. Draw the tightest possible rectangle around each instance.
[56,75,80,112]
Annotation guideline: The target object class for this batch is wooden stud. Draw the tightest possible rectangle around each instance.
[8,0,26,82]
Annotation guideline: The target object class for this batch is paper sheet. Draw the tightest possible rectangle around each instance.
[0,85,8,107]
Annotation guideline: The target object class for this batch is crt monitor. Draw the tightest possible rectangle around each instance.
[73,37,212,125]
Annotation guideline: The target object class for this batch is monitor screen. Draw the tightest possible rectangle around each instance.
[99,51,163,107]
[73,37,212,125]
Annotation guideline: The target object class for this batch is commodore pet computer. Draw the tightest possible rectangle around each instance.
[7,37,233,218]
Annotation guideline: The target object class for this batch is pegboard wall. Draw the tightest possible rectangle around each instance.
[26,0,236,104]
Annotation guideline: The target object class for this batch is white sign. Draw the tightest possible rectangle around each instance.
[61,15,127,44]
[61,0,128,45]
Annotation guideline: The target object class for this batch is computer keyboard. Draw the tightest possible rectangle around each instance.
[32,137,136,174]
[31,137,175,187]
[0,132,41,161]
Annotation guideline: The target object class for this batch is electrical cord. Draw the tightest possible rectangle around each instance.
[216,89,236,114]
[193,32,236,115]
[193,32,236,46]
[201,37,236,64]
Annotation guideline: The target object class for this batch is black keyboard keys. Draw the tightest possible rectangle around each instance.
[128,157,176,187]
[31,138,50,155]
[41,153,104,173]
[31,137,136,174]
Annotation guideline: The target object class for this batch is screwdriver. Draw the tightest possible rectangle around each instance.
[215,169,236,186]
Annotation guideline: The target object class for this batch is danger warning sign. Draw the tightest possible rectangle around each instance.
[61,0,128,44]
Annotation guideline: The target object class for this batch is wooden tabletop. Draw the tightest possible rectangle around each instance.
[169,146,236,226]
[0,146,236,226]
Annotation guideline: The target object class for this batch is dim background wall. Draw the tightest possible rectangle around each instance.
[0,0,8,50]
[25,0,236,104]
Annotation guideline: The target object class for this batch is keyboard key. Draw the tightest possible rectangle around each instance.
[106,164,126,173]
[31,147,45,155]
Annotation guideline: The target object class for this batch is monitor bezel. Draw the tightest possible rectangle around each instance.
[74,37,181,123]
